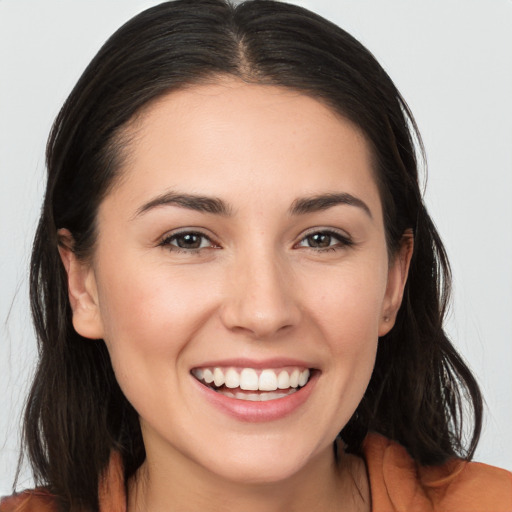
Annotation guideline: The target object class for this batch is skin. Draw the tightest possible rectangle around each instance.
[60,80,412,511]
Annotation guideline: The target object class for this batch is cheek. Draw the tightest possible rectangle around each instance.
[321,283,381,377]
[301,258,387,410]
[98,256,217,342]
[304,258,388,346]
[94,256,221,400]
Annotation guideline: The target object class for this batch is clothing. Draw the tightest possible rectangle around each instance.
[2,434,511,511]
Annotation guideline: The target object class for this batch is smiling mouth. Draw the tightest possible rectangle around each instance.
[191,366,312,402]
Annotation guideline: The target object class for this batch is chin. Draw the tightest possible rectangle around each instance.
[205,457,306,486]
[195,434,323,485]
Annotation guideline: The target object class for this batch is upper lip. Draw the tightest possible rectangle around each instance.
[190,357,317,371]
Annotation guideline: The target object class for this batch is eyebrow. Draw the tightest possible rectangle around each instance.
[134,191,232,218]
[289,193,372,218]
[133,190,372,219]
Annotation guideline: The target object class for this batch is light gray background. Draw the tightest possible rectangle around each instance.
[1,0,511,494]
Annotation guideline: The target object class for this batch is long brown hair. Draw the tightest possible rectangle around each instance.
[22,1,482,509]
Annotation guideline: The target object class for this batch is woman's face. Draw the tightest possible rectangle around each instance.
[66,80,409,485]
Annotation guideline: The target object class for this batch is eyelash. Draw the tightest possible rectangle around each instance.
[158,229,354,254]
[296,229,354,252]
[159,231,217,254]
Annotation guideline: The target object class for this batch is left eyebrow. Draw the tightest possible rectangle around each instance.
[289,193,373,218]
[133,191,232,219]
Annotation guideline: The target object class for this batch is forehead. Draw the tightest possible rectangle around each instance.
[104,80,381,219]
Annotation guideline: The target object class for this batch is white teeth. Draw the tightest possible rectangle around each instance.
[203,368,214,384]
[298,369,310,387]
[259,369,278,391]
[213,368,225,387]
[224,368,240,389]
[290,369,300,388]
[192,366,312,396]
[277,370,290,389]
[240,368,259,390]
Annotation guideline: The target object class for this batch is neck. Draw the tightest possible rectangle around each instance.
[127,441,370,512]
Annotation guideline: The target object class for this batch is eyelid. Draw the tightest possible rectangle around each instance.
[300,226,351,238]
[294,227,354,250]
[158,228,219,251]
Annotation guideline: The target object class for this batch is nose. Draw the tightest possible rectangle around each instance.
[219,248,301,339]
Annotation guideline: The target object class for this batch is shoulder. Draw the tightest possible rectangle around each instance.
[0,490,59,512]
[362,433,512,512]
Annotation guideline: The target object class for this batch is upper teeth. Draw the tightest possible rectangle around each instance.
[192,367,310,391]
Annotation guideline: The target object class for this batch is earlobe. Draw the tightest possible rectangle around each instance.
[378,230,414,337]
[58,229,104,340]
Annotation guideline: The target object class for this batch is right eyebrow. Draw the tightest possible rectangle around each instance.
[289,192,372,219]
[132,191,232,219]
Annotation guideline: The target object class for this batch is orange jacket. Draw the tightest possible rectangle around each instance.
[2,434,511,511]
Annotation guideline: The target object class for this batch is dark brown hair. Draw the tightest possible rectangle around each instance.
[22,0,482,509]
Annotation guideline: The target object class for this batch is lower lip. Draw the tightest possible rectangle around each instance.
[192,371,319,423]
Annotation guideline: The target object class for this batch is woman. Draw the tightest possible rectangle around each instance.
[1,0,510,510]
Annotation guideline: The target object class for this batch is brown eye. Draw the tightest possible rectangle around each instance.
[306,233,332,248]
[297,230,353,251]
[175,233,203,249]
[161,231,214,251]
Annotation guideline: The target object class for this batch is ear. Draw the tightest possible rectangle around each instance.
[58,229,104,340]
[378,230,414,337]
